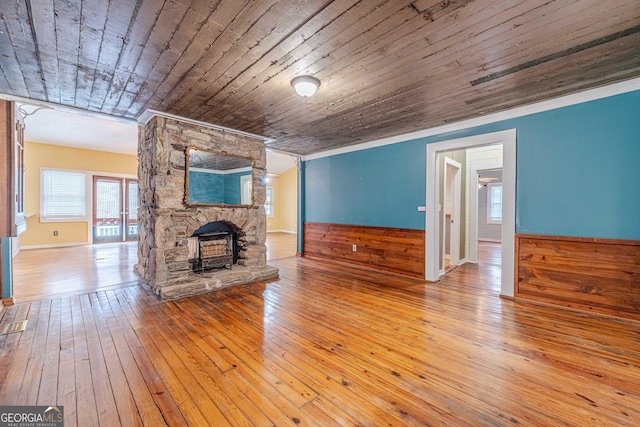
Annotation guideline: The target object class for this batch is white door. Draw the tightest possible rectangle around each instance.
[442,157,461,271]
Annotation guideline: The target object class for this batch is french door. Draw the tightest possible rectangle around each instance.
[93,176,138,244]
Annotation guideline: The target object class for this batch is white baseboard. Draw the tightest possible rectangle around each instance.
[20,242,90,250]
[478,238,502,243]
[267,230,298,234]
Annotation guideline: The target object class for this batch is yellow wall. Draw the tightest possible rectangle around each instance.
[266,166,297,233]
[20,141,138,248]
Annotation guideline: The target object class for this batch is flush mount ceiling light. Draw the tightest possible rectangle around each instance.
[291,75,320,97]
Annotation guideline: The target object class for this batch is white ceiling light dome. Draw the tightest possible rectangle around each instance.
[291,75,321,97]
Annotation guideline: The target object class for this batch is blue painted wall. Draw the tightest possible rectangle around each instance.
[1,238,12,299]
[304,90,640,240]
[305,141,427,229]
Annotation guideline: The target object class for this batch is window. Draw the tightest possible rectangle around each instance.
[487,183,502,224]
[41,168,88,221]
[265,187,274,217]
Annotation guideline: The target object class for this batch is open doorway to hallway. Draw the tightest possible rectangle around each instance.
[426,129,516,297]
[437,144,504,275]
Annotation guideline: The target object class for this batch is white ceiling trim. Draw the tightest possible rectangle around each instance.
[302,77,640,161]
[138,109,273,143]
[0,93,139,125]
[266,146,302,158]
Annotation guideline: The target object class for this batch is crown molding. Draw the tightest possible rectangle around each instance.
[0,93,139,125]
[137,109,273,143]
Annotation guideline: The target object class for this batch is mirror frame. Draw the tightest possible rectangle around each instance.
[184,146,254,207]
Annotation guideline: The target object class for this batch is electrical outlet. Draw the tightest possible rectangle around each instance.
[352,244,357,252]
[53,231,58,236]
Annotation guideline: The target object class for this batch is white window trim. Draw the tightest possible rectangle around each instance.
[40,167,91,223]
[486,182,503,225]
[265,186,274,218]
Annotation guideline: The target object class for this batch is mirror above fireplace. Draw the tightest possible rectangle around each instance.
[185,148,253,206]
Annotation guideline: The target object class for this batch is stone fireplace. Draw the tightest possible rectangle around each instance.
[135,116,278,299]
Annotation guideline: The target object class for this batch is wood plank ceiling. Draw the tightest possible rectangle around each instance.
[1,0,639,155]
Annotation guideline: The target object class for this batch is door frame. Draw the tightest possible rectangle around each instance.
[89,172,137,244]
[92,175,124,244]
[426,129,516,297]
[124,178,139,242]
[441,156,461,272]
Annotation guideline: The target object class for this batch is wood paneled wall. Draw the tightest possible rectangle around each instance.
[0,100,15,237]
[303,222,425,278]
[515,234,640,321]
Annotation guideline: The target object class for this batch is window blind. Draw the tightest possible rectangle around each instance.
[42,169,86,219]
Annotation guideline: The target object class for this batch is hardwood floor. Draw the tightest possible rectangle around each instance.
[478,240,501,266]
[445,241,501,283]
[12,243,141,303]
[265,232,298,260]
[12,233,297,303]
[2,247,639,425]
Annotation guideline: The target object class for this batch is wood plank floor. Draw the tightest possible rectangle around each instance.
[265,232,298,261]
[2,245,639,425]
[12,242,142,303]
[12,233,297,303]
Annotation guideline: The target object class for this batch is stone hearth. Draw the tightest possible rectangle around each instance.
[135,116,278,299]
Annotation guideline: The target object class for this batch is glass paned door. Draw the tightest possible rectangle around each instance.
[93,176,123,243]
[93,176,139,244]
[125,179,139,241]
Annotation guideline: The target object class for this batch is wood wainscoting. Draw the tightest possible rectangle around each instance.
[303,222,425,278]
[515,234,640,321]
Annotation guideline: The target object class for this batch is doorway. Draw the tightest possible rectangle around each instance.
[426,129,516,297]
[468,163,502,263]
[93,176,139,243]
